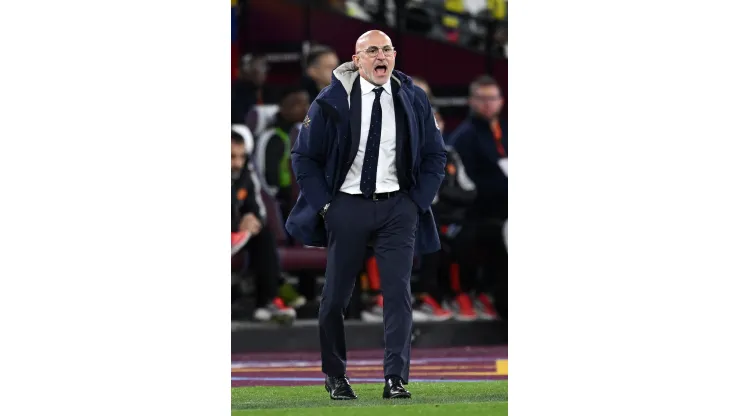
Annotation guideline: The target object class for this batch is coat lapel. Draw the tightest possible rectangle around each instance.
[348,76,362,165]
[316,77,349,115]
[314,75,356,194]
[396,85,418,168]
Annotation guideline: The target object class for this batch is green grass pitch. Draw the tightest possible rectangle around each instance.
[232,381,508,415]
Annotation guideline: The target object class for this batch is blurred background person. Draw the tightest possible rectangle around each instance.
[448,75,508,320]
[301,45,339,102]
[255,86,310,223]
[413,144,475,322]
[411,75,446,141]
[254,86,310,222]
[232,53,279,124]
[232,128,297,324]
[410,75,432,97]
[413,103,495,321]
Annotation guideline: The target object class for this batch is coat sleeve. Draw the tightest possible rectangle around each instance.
[438,148,477,206]
[290,102,332,212]
[245,163,267,219]
[410,93,447,214]
[233,161,267,230]
[453,130,499,200]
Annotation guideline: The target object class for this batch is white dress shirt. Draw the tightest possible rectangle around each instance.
[340,76,399,194]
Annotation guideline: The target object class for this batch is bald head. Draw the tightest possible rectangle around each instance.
[355,30,392,52]
[352,30,397,86]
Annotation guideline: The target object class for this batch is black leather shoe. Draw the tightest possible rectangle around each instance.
[325,375,357,400]
[383,376,411,399]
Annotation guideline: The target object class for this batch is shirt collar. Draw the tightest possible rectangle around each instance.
[359,75,391,96]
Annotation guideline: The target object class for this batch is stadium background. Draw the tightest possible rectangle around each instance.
[232,0,507,131]
[231,1,508,411]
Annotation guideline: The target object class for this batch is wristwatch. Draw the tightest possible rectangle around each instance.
[319,203,330,218]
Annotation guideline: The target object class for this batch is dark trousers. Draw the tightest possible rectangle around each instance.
[319,192,418,383]
[418,222,481,299]
[419,212,508,319]
[235,228,281,307]
[457,214,508,319]
[418,249,446,301]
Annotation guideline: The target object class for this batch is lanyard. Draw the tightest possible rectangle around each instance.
[491,121,506,158]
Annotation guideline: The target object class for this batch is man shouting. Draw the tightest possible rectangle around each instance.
[286,30,446,400]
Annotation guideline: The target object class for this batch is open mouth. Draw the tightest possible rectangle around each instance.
[373,65,388,76]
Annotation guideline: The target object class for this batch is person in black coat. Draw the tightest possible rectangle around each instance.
[231,129,296,323]
[231,53,280,124]
[448,75,508,320]
[413,145,479,321]
[300,46,339,103]
[254,86,310,223]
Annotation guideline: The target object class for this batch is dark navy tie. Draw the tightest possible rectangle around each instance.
[360,87,384,198]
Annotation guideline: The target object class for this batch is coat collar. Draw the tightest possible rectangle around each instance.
[359,75,392,96]
[318,61,414,114]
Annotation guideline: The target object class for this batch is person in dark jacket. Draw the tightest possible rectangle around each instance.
[410,76,448,143]
[448,75,508,320]
[231,129,296,323]
[413,145,474,322]
[254,86,310,223]
[301,46,339,103]
[286,30,446,401]
[231,53,279,124]
[449,75,507,217]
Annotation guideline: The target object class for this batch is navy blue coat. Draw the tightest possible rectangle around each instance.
[449,116,508,217]
[285,63,447,254]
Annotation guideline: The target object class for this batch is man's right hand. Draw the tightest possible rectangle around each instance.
[239,213,262,235]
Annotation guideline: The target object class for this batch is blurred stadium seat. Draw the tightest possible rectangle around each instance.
[260,189,327,273]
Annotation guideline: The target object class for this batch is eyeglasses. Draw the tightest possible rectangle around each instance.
[356,46,396,58]
[472,95,503,102]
